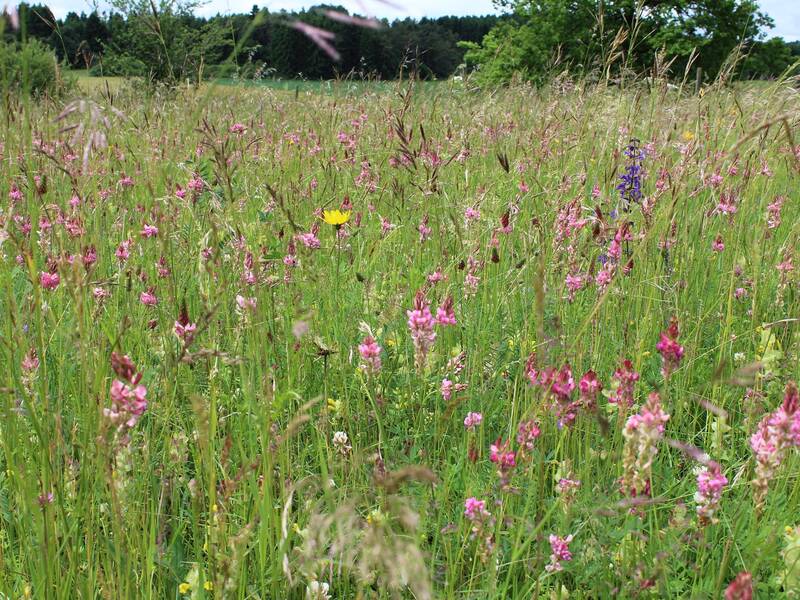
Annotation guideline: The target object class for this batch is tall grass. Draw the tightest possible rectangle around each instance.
[0,75,798,598]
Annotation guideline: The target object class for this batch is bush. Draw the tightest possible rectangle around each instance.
[90,51,148,78]
[0,38,67,96]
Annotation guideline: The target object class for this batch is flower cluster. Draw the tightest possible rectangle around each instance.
[357,335,382,375]
[694,461,727,525]
[609,359,640,408]
[464,497,494,563]
[406,291,437,371]
[621,392,669,498]
[750,381,800,510]
[545,534,574,572]
[656,318,684,379]
[104,353,148,441]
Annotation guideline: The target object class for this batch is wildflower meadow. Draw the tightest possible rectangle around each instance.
[1,76,799,598]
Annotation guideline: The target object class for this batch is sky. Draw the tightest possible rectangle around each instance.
[47,0,800,41]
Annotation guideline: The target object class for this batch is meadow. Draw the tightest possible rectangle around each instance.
[0,75,799,599]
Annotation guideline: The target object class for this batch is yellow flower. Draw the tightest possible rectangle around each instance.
[681,130,695,142]
[179,582,191,594]
[322,210,351,226]
[204,581,214,591]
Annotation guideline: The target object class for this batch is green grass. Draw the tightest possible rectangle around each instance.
[0,76,799,599]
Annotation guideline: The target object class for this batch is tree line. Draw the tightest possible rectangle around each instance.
[2,0,798,85]
[4,3,500,80]
[463,0,800,84]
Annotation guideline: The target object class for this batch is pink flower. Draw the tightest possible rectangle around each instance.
[545,534,574,572]
[609,359,639,408]
[712,234,724,252]
[724,572,752,600]
[174,314,197,342]
[427,270,445,284]
[407,291,436,371]
[578,370,602,410]
[418,216,432,242]
[464,497,490,520]
[464,207,480,222]
[40,271,60,290]
[750,381,799,509]
[8,183,22,202]
[766,196,785,230]
[357,335,382,374]
[656,318,684,378]
[595,264,615,289]
[297,230,320,249]
[489,438,516,471]
[441,378,455,402]
[21,349,39,372]
[565,272,586,301]
[380,217,395,236]
[141,224,159,238]
[695,461,727,524]
[115,239,132,262]
[516,419,541,451]
[229,123,246,134]
[236,295,257,311]
[140,289,158,306]
[621,392,669,498]
[463,412,483,430]
[435,296,457,326]
[104,379,148,430]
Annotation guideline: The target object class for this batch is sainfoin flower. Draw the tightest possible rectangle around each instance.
[463,497,490,520]
[40,271,60,290]
[545,534,574,572]
[750,381,799,510]
[578,370,602,410]
[489,438,516,471]
[463,412,483,430]
[694,461,727,524]
[141,224,159,238]
[656,318,684,378]
[621,392,669,498]
[406,290,436,371]
[104,379,148,430]
[140,289,158,306]
[435,295,457,326]
[464,496,494,563]
[724,572,752,600]
[357,335,382,374]
[609,359,639,408]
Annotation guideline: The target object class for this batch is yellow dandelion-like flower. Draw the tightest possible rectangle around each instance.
[179,582,191,594]
[681,130,695,142]
[322,210,351,227]
[204,581,214,591]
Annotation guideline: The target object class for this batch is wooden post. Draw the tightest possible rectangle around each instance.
[695,67,702,95]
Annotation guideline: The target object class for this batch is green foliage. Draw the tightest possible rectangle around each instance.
[741,37,799,79]
[8,4,501,81]
[89,49,148,77]
[0,38,67,95]
[466,0,783,85]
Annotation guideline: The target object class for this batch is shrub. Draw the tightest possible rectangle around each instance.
[90,51,149,78]
[0,38,68,96]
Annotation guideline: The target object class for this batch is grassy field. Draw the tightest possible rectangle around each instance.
[1,76,799,599]
[72,69,445,96]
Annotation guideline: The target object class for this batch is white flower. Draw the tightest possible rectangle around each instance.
[306,580,331,599]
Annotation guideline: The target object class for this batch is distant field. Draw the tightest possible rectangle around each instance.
[72,69,446,96]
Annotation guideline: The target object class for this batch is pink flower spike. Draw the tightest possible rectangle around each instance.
[40,271,60,290]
